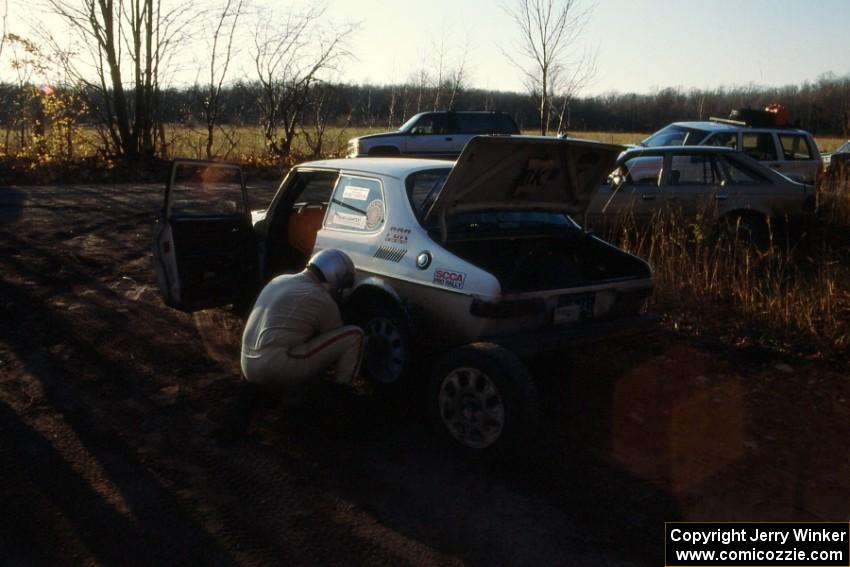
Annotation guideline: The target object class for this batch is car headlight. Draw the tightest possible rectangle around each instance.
[347,139,360,158]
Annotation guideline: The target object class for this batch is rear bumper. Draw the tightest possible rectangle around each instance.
[488,313,661,356]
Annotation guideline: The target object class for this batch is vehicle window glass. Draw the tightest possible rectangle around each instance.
[406,168,451,219]
[619,156,663,185]
[642,125,708,147]
[169,163,243,216]
[742,133,778,161]
[778,134,814,160]
[326,175,385,232]
[721,156,770,184]
[705,133,737,149]
[291,171,337,205]
[836,141,850,154]
[454,113,518,134]
[668,155,723,185]
[446,211,575,233]
[411,114,446,135]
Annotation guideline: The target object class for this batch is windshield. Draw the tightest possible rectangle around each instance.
[406,168,452,219]
[641,125,710,147]
[836,141,850,154]
[398,113,425,132]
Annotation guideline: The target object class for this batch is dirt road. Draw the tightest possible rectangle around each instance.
[1,183,848,566]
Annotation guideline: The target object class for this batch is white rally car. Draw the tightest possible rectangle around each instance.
[153,136,656,453]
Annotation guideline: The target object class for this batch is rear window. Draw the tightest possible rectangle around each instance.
[778,134,814,160]
[406,168,451,219]
[642,125,709,147]
[454,113,519,134]
[325,176,385,232]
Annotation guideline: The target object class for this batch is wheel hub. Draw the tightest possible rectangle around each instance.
[364,316,405,384]
[439,367,505,449]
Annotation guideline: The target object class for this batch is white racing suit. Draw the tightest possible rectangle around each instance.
[240,272,364,393]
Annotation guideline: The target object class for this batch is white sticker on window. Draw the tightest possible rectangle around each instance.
[365,199,384,230]
[332,211,367,229]
[342,186,370,201]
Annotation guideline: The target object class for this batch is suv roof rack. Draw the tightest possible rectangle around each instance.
[709,116,748,126]
[708,116,799,130]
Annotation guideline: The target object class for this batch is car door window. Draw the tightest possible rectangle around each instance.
[326,175,385,232]
[704,132,737,149]
[668,155,722,185]
[454,113,514,134]
[720,156,770,185]
[620,156,663,185]
[169,164,244,216]
[411,114,446,135]
[742,133,778,161]
[778,134,814,160]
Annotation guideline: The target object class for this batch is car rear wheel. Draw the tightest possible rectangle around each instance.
[429,343,539,455]
[355,303,411,386]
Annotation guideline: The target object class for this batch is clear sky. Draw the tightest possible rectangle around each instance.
[4,0,850,95]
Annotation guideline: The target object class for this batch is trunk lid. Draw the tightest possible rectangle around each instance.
[424,135,624,222]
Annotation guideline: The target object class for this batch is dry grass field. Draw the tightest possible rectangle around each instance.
[157,127,848,158]
[2,123,848,364]
[8,125,842,161]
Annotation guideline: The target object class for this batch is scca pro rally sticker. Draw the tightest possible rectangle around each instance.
[433,268,466,289]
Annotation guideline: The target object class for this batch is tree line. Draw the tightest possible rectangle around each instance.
[1,0,848,166]
[3,75,849,156]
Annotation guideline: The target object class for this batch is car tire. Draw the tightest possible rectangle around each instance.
[428,343,539,456]
[354,301,412,387]
[720,212,770,250]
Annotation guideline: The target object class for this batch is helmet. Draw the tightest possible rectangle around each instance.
[307,249,355,290]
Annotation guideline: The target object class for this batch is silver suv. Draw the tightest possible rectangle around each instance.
[640,120,822,183]
[347,111,520,159]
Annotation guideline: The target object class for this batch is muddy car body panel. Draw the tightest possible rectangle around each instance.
[153,136,655,356]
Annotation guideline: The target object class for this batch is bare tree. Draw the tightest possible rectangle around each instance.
[252,3,355,158]
[429,29,470,110]
[502,0,596,135]
[0,0,8,61]
[42,0,192,159]
[199,0,245,159]
[299,81,351,159]
[445,36,471,110]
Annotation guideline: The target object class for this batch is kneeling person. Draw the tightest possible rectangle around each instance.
[241,249,364,397]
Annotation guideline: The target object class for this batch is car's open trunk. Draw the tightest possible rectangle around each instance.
[443,231,651,294]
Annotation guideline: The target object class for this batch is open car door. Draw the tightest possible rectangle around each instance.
[153,160,258,311]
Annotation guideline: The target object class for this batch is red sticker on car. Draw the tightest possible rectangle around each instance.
[433,268,466,289]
